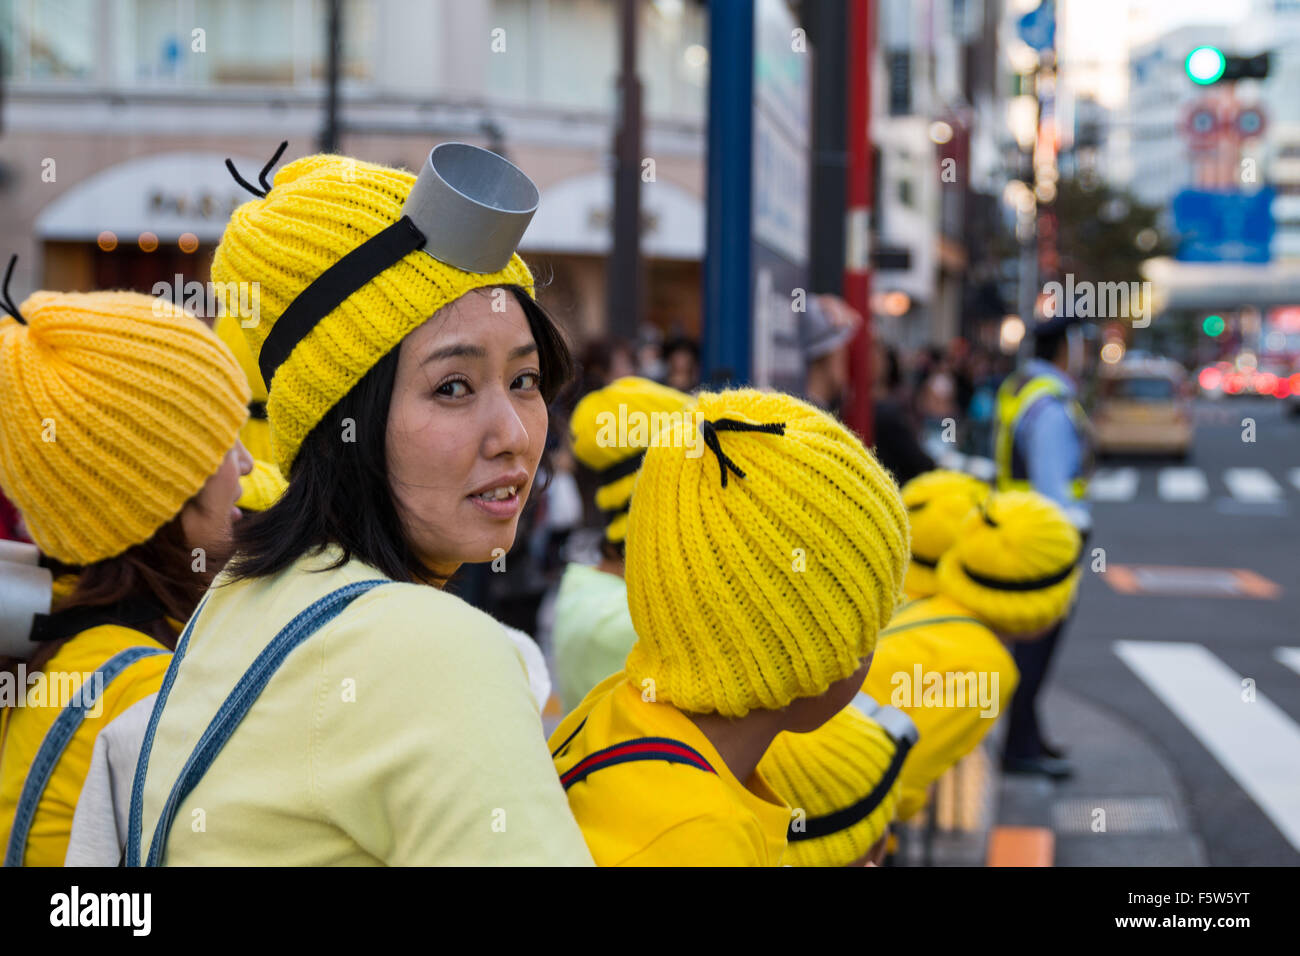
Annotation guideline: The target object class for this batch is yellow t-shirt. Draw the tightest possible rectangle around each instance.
[550,672,791,866]
[862,594,1019,820]
[0,625,171,866]
[137,544,593,866]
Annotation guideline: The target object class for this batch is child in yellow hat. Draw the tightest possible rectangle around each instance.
[900,469,988,600]
[552,376,695,710]
[760,694,917,866]
[550,388,910,865]
[862,489,1081,819]
[0,287,252,866]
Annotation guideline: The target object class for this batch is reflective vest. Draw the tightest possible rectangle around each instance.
[994,370,1093,500]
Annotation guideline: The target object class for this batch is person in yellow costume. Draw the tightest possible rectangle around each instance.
[550,388,910,866]
[0,284,252,866]
[552,376,694,710]
[862,490,1081,820]
[899,469,989,600]
[760,693,917,866]
[213,311,286,514]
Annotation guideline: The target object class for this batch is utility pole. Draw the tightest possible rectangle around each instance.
[843,0,875,443]
[607,0,644,342]
[319,0,342,153]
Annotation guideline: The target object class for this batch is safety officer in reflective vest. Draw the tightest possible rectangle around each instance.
[992,313,1094,779]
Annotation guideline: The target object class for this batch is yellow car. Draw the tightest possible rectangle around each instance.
[1094,358,1193,459]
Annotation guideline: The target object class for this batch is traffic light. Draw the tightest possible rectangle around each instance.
[1186,47,1270,85]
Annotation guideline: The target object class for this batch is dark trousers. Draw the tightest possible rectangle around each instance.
[1003,617,1066,760]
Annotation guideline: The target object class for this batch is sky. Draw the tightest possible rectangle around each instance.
[1054,0,1253,108]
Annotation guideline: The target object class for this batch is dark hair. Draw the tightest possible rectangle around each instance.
[1033,327,1068,362]
[663,336,699,364]
[2,511,209,692]
[226,286,574,586]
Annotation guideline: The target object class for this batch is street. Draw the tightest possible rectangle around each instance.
[1056,397,1300,865]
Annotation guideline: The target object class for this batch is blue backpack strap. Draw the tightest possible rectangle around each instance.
[128,579,387,867]
[4,644,168,867]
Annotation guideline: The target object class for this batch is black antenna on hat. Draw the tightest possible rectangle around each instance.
[1,255,25,325]
[225,140,289,198]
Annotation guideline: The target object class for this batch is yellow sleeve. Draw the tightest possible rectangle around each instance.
[614,814,769,867]
[314,586,594,866]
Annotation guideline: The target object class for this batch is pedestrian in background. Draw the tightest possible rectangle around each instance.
[992,313,1095,779]
[0,289,252,866]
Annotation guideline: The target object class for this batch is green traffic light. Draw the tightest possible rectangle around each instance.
[1203,314,1225,336]
[1186,46,1227,84]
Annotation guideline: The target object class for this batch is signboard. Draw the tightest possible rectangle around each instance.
[1017,0,1056,53]
[1172,187,1275,263]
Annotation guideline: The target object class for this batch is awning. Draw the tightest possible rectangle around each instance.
[1142,256,1300,311]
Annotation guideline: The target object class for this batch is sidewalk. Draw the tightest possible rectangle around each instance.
[995,685,1208,866]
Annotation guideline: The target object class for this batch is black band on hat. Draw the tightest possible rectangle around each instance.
[961,553,1079,592]
[599,501,631,521]
[910,553,937,569]
[788,731,914,843]
[248,400,267,421]
[258,215,426,387]
[596,451,645,486]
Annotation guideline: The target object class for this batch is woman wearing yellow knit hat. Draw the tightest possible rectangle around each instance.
[552,376,694,709]
[126,142,594,866]
[900,469,988,599]
[862,489,1082,817]
[0,277,252,866]
[550,387,910,865]
[760,694,917,866]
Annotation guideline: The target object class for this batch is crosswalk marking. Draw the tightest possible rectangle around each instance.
[1276,648,1300,678]
[1115,641,1300,852]
[1289,469,1300,494]
[1224,467,1284,502]
[1089,468,1139,501]
[1157,467,1208,501]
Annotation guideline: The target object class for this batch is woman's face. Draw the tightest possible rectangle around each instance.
[182,440,253,556]
[387,288,548,577]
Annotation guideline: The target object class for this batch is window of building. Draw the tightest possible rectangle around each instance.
[2,0,97,81]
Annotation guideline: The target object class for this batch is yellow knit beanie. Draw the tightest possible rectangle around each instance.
[214,310,273,463]
[901,470,989,597]
[0,291,250,565]
[760,697,914,866]
[211,152,536,475]
[936,490,1081,634]
[569,377,695,544]
[237,459,287,513]
[624,388,910,717]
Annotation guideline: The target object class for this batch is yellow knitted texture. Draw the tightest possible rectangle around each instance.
[760,704,904,866]
[0,292,250,564]
[624,389,910,718]
[210,152,536,475]
[936,490,1081,634]
[901,469,989,597]
[237,459,287,513]
[569,376,694,544]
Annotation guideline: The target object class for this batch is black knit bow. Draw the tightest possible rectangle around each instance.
[2,255,24,325]
[699,418,786,488]
[225,140,289,198]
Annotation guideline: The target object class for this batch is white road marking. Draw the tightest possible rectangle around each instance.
[1115,641,1300,852]
[1089,467,1139,501]
[1157,467,1209,501]
[1224,467,1284,502]
[1276,648,1300,678]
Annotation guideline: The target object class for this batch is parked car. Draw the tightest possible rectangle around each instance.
[1095,357,1193,459]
